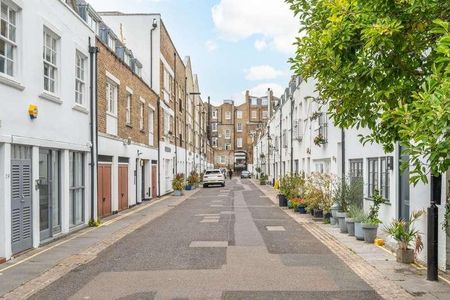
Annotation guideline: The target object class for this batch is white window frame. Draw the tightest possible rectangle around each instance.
[139,98,145,131]
[106,79,118,116]
[0,1,17,77]
[237,123,242,132]
[148,108,155,146]
[212,110,217,119]
[225,129,231,139]
[251,110,257,119]
[163,67,171,102]
[43,27,59,94]
[69,151,85,227]
[75,51,86,105]
[261,97,268,106]
[225,111,231,120]
[237,138,243,148]
[108,34,115,50]
[262,110,268,119]
[236,111,242,119]
[125,92,132,125]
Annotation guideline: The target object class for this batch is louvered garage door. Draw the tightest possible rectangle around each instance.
[11,159,33,254]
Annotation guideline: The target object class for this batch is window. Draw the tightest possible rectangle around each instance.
[237,123,242,132]
[75,52,86,105]
[225,129,231,139]
[69,152,84,227]
[380,157,390,201]
[212,110,217,119]
[0,2,16,77]
[237,138,242,148]
[251,110,257,119]
[125,93,132,125]
[350,159,364,206]
[212,137,218,147]
[164,112,169,135]
[225,111,231,120]
[43,28,59,93]
[236,111,242,119]
[368,158,379,198]
[318,113,328,142]
[163,67,171,102]
[124,53,131,66]
[139,101,144,130]
[211,122,218,132]
[261,97,268,106]
[108,34,115,50]
[148,109,154,146]
[106,80,117,115]
[86,13,98,34]
[220,156,225,164]
[251,97,258,105]
[225,144,231,150]
[262,111,268,119]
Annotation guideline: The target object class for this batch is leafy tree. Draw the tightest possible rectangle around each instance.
[287,0,450,183]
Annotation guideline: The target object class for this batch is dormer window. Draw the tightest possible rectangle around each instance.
[136,66,142,77]
[108,34,115,50]
[124,53,130,66]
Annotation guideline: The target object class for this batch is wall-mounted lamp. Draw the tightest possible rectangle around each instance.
[123,137,132,146]
[137,150,143,157]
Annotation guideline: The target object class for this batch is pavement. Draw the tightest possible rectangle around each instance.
[0,178,446,299]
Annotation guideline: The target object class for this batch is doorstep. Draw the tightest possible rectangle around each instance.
[253,179,450,300]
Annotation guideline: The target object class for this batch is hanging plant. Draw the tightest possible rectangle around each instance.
[314,134,326,146]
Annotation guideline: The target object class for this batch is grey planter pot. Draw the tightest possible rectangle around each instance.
[330,205,340,218]
[345,218,355,236]
[330,216,337,225]
[362,223,378,243]
[354,222,364,240]
[396,248,414,264]
[336,212,348,233]
[173,190,183,196]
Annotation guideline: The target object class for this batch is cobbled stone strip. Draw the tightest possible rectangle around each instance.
[254,182,413,300]
[1,191,200,300]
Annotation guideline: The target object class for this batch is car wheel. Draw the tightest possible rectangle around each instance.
[203,184,208,188]
[222,183,225,187]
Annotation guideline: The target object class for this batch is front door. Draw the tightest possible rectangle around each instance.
[141,162,146,201]
[118,164,128,211]
[152,165,157,198]
[399,146,410,221]
[97,164,112,218]
[11,158,33,254]
[39,149,60,241]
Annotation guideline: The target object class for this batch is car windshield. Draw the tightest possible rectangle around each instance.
[205,170,221,175]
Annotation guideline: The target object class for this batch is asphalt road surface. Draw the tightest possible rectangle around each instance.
[30,179,381,300]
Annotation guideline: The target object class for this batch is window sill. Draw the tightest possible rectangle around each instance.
[72,104,89,114]
[364,197,391,205]
[39,92,62,104]
[106,112,117,118]
[0,75,25,91]
[140,129,145,133]
[126,124,133,128]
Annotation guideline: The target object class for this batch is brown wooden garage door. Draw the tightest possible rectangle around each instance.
[97,164,112,218]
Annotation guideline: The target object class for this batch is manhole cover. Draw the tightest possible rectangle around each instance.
[265,226,286,231]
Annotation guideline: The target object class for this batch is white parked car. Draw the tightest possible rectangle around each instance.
[203,169,225,188]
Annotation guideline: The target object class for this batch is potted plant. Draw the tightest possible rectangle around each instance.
[187,170,199,189]
[313,134,326,146]
[384,210,425,264]
[296,198,307,214]
[354,211,367,241]
[362,191,384,243]
[345,205,361,237]
[333,178,349,233]
[259,173,268,185]
[330,202,340,226]
[172,173,185,196]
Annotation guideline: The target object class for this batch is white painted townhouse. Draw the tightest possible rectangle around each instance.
[0,0,96,261]
[254,76,450,270]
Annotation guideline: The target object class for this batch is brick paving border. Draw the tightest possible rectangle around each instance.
[1,190,200,300]
[253,181,413,300]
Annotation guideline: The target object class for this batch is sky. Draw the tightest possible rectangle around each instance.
[87,0,299,105]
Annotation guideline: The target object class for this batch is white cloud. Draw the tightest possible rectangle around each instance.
[246,83,284,98]
[211,0,298,54]
[245,65,283,81]
[254,39,267,51]
[205,40,218,52]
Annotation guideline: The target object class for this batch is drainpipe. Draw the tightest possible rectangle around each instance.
[280,106,282,178]
[150,19,157,89]
[174,52,178,175]
[157,96,161,197]
[290,96,294,174]
[184,76,187,178]
[88,38,98,221]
